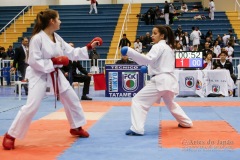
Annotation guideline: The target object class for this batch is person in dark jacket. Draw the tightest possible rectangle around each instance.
[214,50,237,83]
[61,60,93,100]
[145,7,155,25]
[7,45,15,60]
[142,32,153,52]
[119,34,131,48]
[0,47,8,59]
[164,1,170,25]
[11,37,29,95]
[115,55,137,64]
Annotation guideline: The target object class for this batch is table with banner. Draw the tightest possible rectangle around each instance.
[174,69,235,97]
[105,65,145,97]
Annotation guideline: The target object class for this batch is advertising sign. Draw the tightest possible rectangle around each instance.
[105,65,144,97]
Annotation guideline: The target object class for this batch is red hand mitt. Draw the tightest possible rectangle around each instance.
[51,56,69,66]
[87,37,103,50]
[94,37,103,46]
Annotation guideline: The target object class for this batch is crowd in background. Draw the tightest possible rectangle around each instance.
[139,0,214,26]
[0,45,15,60]
[118,24,238,91]
[0,0,237,89]
[139,1,198,26]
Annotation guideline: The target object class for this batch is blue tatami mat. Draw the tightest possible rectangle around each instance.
[213,107,240,132]
[57,107,240,160]
[58,107,160,160]
[0,96,64,135]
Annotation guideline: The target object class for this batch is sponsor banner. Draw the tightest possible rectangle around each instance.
[122,72,139,92]
[108,72,118,92]
[179,70,198,92]
[105,65,144,97]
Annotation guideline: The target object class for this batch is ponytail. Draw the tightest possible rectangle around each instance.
[32,12,44,37]
[164,26,175,49]
[32,9,58,37]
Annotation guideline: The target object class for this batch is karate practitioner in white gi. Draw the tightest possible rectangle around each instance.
[2,9,102,150]
[89,0,98,14]
[209,0,215,20]
[121,25,193,136]
[190,27,201,46]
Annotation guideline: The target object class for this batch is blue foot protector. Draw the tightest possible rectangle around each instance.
[121,46,128,56]
[125,129,143,136]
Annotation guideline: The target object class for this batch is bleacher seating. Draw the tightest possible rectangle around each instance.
[0,6,26,30]
[12,4,123,59]
[233,45,240,57]
[137,2,240,56]
[140,2,203,11]
[2,2,240,58]
[138,3,234,38]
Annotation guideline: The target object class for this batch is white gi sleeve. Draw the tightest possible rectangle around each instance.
[127,44,163,65]
[55,34,89,61]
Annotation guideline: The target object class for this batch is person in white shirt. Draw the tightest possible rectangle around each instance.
[122,25,193,136]
[213,40,221,57]
[2,9,101,150]
[190,27,201,46]
[225,42,234,62]
[134,38,142,53]
[222,34,230,46]
[181,3,188,12]
[175,35,180,41]
[209,0,215,20]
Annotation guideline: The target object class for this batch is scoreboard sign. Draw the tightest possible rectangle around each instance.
[175,51,203,69]
[105,65,144,97]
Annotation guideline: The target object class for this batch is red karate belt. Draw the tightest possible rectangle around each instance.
[50,68,59,108]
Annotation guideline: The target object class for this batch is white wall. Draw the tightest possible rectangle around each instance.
[0,0,58,6]
[119,0,169,3]
[59,0,111,5]
[0,0,170,6]
[202,0,235,11]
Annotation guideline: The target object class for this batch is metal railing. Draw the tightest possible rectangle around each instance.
[212,57,240,76]
[0,60,17,86]
[0,6,33,42]
[0,59,120,86]
[78,59,119,74]
[1,57,239,86]
[114,0,132,60]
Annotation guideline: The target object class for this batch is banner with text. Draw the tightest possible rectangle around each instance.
[105,65,144,97]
